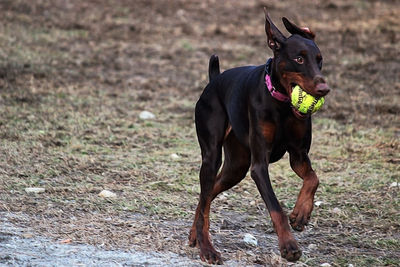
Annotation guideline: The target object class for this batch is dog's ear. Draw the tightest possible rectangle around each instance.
[282,17,315,40]
[264,8,286,51]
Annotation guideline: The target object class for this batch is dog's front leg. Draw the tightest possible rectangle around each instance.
[288,151,319,231]
[249,120,302,262]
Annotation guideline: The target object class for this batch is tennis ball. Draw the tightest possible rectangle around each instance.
[291,85,324,114]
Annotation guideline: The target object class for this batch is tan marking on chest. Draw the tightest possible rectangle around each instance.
[260,121,276,143]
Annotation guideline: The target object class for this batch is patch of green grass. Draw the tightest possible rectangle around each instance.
[374,238,400,250]
[335,255,399,267]
[181,40,194,51]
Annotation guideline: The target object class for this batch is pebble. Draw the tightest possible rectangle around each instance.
[332,207,341,214]
[243,233,258,246]
[22,233,33,238]
[170,153,180,160]
[98,190,117,198]
[320,263,332,267]
[139,111,155,120]
[389,182,398,188]
[25,187,45,193]
[314,201,323,207]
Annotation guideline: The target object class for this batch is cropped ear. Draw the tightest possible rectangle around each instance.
[264,8,286,51]
[282,17,315,39]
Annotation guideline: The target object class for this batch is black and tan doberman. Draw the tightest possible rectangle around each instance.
[189,8,330,264]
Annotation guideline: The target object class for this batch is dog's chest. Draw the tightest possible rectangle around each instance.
[269,127,288,163]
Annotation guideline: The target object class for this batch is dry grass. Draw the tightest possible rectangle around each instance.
[0,0,399,266]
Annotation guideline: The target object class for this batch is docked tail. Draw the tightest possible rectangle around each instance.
[208,55,220,82]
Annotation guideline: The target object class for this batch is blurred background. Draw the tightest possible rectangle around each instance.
[0,0,399,266]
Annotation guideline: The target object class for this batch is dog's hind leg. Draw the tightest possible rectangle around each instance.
[189,129,250,264]
[211,131,250,201]
[189,96,227,264]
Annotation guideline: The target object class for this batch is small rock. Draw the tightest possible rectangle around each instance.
[243,233,258,246]
[348,264,354,267]
[176,9,185,17]
[170,153,180,159]
[389,182,398,188]
[320,263,332,267]
[332,207,341,214]
[308,243,317,250]
[314,201,323,207]
[98,190,117,198]
[22,233,33,238]
[139,111,155,120]
[25,187,45,193]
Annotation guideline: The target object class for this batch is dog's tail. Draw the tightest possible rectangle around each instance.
[208,54,220,82]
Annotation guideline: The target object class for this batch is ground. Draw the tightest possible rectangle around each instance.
[0,0,399,266]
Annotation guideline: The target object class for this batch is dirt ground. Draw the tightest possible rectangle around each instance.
[0,0,399,266]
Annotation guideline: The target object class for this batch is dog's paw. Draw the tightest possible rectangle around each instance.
[188,228,197,247]
[200,245,223,265]
[289,211,310,231]
[279,238,302,262]
[289,201,313,231]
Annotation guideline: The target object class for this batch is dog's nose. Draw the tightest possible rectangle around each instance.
[314,76,330,96]
[315,83,330,96]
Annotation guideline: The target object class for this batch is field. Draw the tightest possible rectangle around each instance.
[0,0,399,266]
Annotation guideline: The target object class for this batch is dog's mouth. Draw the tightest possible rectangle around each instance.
[289,83,310,120]
[291,106,309,120]
[288,83,295,95]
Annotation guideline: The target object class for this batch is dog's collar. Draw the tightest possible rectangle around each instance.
[265,58,290,102]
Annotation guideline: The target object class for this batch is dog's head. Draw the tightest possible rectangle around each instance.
[264,8,330,99]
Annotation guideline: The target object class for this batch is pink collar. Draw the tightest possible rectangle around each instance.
[265,74,290,102]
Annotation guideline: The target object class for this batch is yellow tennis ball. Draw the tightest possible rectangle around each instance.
[291,85,324,114]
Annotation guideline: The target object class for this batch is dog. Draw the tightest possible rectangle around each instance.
[189,8,330,264]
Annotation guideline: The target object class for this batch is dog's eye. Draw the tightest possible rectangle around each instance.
[294,56,304,64]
